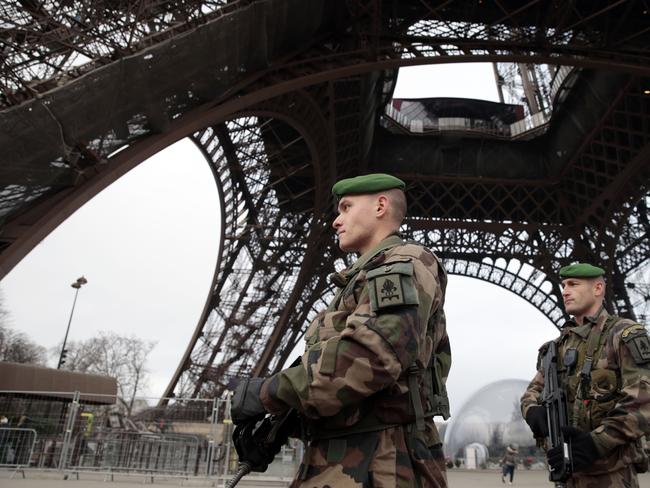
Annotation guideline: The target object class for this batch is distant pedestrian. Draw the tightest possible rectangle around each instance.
[501,444,518,485]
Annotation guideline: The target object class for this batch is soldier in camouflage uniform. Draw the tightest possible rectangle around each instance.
[521,263,650,487]
[232,173,451,487]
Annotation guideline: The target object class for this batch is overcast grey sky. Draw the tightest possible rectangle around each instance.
[0,63,559,415]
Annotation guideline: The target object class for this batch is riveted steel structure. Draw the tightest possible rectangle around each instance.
[1,1,650,399]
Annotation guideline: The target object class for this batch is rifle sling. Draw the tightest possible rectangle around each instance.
[572,316,619,426]
[579,326,603,398]
[407,364,426,431]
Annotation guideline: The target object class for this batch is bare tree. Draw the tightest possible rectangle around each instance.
[0,324,47,364]
[60,331,156,415]
[0,289,46,364]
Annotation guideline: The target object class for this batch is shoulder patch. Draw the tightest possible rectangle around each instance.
[366,260,419,312]
[621,325,650,364]
[621,324,646,339]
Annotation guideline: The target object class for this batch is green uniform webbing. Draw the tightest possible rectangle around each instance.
[570,315,620,428]
[408,306,451,432]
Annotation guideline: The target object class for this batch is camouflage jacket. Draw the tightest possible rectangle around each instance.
[521,309,650,475]
[260,234,450,443]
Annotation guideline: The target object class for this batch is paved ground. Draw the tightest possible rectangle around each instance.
[449,470,650,486]
[2,469,650,487]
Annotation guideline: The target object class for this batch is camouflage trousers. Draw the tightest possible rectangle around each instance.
[566,465,639,488]
[290,426,447,488]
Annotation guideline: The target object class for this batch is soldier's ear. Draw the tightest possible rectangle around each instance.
[593,279,605,297]
[376,195,388,217]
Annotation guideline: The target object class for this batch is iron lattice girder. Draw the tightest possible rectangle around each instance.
[179,121,319,397]
[442,258,564,326]
[175,93,650,398]
[0,1,647,286]
[2,1,266,100]
[3,1,650,237]
[2,2,649,273]
[230,208,648,389]
[407,176,562,228]
[4,0,650,103]
[372,71,650,232]
[165,89,336,398]
[409,226,571,266]
[616,197,650,275]
[409,225,568,325]
[1,1,650,399]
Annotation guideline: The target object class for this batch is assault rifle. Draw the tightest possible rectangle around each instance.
[540,340,572,482]
[225,408,297,488]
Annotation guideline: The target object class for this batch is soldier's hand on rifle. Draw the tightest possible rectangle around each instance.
[231,417,275,472]
[547,426,602,472]
[232,377,267,424]
[525,405,549,439]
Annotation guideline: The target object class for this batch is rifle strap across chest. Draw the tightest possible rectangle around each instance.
[577,316,622,400]
[571,316,621,427]
[579,325,604,397]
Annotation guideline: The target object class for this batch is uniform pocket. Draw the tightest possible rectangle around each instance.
[319,336,341,376]
[590,368,618,399]
[589,368,619,429]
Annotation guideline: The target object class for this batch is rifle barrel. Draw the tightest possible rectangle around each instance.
[224,463,252,488]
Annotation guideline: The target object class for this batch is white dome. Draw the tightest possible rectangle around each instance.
[444,379,536,459]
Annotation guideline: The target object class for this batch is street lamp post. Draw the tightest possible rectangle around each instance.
[57,276,88,369]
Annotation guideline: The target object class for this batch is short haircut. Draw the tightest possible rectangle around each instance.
[385,188,407,225]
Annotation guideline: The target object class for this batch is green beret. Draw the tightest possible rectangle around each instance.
[331,173,405,198]
[559,263,605,279]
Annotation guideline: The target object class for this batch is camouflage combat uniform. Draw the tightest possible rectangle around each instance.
[260,234,451,488]
[521,308,650,487]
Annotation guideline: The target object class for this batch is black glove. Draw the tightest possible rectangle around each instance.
[232,409,298,473]
[525,405,548,438]
[547,426,602,473]
[231,378,266,424]
[232,417,275,472]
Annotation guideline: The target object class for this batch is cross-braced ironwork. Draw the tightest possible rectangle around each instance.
[1,1,650,399]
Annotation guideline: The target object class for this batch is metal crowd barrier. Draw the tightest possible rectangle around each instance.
[68,432,202,475]
[0,427,37,467]
[0,389,301,481]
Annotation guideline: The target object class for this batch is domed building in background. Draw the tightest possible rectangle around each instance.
[444,379,536,460]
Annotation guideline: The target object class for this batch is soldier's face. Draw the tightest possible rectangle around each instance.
[332,195,377,253]
[561,278,601,316]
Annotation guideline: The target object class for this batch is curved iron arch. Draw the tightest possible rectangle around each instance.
[162,90,337,398]
[2,1,649,401]
[264,244,567,377]
[443,258,565,328]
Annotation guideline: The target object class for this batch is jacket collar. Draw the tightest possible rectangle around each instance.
[329,234,403,287]
[565,306,609,339]
[349,234,404,273]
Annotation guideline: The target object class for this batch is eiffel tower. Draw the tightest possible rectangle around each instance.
[2,1,649,399]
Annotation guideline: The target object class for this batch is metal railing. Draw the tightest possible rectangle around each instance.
[0,389,300,483]
[70,432,202,474]
[384,65,576,140]
[0,428,37,467]
[384,102,551,139]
